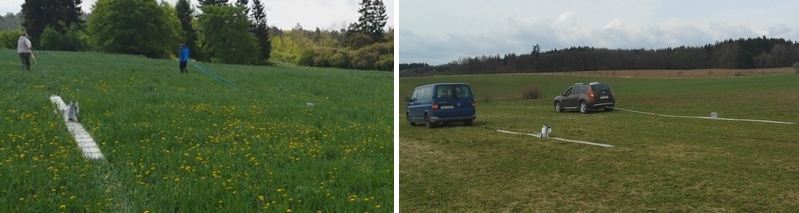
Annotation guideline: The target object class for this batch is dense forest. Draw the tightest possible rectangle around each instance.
[400,37,799,77]
[0,0,392,71]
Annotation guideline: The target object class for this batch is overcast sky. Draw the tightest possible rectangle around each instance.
[400,0,799,65]
[0,0,395,31]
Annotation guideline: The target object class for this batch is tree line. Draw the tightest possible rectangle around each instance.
[400,36,799,77]
[0,0,391,71]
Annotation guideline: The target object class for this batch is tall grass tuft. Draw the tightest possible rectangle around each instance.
[522,85,542,100]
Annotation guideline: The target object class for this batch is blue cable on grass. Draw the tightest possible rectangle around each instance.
[189,61,248,91]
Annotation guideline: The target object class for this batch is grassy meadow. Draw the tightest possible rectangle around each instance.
[0,50,393,212]
[399,70,799,212]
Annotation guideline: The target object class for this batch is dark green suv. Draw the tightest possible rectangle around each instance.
[553,82,615,113]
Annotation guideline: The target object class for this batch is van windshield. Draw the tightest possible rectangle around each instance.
[437,85,472,99]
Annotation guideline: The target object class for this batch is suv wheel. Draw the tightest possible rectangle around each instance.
[424,114,436,128]
[579,101,588,114]
[406,113,416,126]
[554,102,563,113]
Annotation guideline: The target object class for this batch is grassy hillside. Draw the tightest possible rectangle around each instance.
[0,50,393,212]
[399,72,799,212]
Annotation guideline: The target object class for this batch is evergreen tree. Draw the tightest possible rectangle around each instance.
[236,0,249,16]
[66,0,85,28]
[349,0,388,44]
[251,0,271,62]
[349,0,371,33]
[176,0,197,56]
[369,0,388,42]
[21,0,84,45]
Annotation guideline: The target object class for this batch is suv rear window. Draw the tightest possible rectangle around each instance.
[591,84,611,91]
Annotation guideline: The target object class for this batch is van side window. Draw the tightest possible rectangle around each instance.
[411,89,419,100]
[421,87,432,100]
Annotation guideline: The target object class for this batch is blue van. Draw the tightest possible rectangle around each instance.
[405,83,476,128]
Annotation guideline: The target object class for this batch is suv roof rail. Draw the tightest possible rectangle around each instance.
[574,82,605,86]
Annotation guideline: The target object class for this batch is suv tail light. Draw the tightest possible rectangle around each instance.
[589,90,595,98]
[471,100,475,108]
[432,102,439,111]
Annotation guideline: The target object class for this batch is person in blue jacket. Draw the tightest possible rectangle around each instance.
[178,42,190,74]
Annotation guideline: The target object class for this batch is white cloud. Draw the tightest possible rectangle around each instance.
[400,0,799,65]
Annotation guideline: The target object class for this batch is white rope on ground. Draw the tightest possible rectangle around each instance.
[548,137,616,148]
[612,107,794,125]
[494,129,615,148]
[50,95,104,160]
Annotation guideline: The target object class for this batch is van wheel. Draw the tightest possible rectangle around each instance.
[464,120,473,126]
[579,101,588,114]
[424,114,436,128]
[406,113,416,126]
[554,102,563,113]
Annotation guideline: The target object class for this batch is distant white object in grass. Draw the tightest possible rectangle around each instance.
[307,102,315,107]
[711,112,718,119]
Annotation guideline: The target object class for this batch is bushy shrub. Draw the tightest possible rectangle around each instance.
[522,85,542,100]
[39,26,62,50]
[0,30,23,49]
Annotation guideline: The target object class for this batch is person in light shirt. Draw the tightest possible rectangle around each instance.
[17,32,33,71]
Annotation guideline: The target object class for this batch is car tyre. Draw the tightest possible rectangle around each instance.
[406,113,416,126]
[464,120,473,126]
[579,101,588,114]
[425,114,436,128]
[554,102,564,113]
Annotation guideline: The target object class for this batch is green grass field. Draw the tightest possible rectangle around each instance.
[400,72,799,212]
[0,50,393,212]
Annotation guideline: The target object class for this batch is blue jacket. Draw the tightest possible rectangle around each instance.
[179,45,190,62]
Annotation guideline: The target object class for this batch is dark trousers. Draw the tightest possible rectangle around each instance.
[179,61,187,73]
[19,53,31,71]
